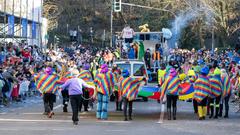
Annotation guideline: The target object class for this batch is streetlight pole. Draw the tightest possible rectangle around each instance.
[110,0,113,47]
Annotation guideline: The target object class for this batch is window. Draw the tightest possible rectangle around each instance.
[133,64,146,76]
[116,63,131,74]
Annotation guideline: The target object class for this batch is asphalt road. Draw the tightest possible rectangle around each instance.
[0,97,240,135]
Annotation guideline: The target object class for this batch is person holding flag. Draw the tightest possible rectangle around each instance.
[161,68,181,120]
[94,64,115,120]
[59,69,95,125]
[119,69,145,121]
[194,66,211,120]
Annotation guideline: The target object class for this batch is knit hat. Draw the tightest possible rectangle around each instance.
[122,69,130,77]
[188,70,196,77]
[221,69,228,77]
[169,68,177,76]
[45,67,52,75]
[100,64,108,73]
[200,66,209,75]
[83,63,90,70]
[179,73,186,81]
[214,68,221,75]
[72,69,79,76]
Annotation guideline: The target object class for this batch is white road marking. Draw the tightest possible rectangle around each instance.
[53,104,62,110]
[106,129,126,132]
[0,118,72,123]
[98,120,131,123]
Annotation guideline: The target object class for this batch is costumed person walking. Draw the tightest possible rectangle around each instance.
[119,69,145,121]
[193,66,211,120]
[58,65,72,113]
[219,69,232,118]
[60,69,95,125]
[78,64,93,112]
[161,68,181,120]
[34,67,58,118]
[94,64,115,120]
[209,68,223,119]
[187,70,198,114]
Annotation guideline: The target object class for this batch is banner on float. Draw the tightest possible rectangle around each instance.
[8,15,15,36]
[21,18,28,37]
[32,22,37,39]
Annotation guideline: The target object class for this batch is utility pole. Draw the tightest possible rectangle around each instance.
[212,27,214,51]
[110,0,113,47]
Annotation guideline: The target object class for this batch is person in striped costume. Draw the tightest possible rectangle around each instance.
[78,64,93,112]
[119,69,145,121]
[112,64,122,111]
[187,70,198,114]
[161,68,181,120]
[35,67,58,118]
[194,66,211,120]
[94,64,115,120]
[219,69,232,118]
[209,68,223,119]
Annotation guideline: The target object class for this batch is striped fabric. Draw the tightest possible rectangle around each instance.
[64,71,73,79]
[209,76,222,98]
[221,76,231,98]
[94,72,115,96]
[194,75,211,103]
[34,73,59,94]
[119,77,143,101]
[78,70,92,82]
[161,75,181,97]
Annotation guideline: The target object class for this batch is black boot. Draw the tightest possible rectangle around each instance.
[209,106,214,119]
[173,107,177,120]
[167,108,171,120]
[116,101,119,111]
[224,109,229,118]
[214,107,219,119]
[219,104,223,117]
[63,105,68,112]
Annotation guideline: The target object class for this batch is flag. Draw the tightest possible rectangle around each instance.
[138,41,145,60]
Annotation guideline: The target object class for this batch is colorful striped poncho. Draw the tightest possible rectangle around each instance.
[221,76,231,98]
[94,72,115,96]
[119,77,144,101]
[64,71,73,79]
[194,75,211,103]
[161,75,181,98]
[34,73,59,94]
[209,75,222,98]
[78,70,92,82]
